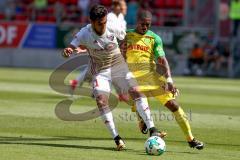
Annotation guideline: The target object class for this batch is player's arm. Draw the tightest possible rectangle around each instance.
[119,38,127,60]
[158,56,179,97]
[62,29,86,58]
[154,35,178,96]
[62,45,87,58]
[62,44,76,58]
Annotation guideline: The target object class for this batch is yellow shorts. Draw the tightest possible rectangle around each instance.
[131,72,175,112]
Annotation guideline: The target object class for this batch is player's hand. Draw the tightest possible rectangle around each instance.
[164,82,179,97]
[62,48,73,58]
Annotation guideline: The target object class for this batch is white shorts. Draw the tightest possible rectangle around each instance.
[92,63,137,97]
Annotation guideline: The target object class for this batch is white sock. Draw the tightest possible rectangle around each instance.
[99,106,118,139]
[135,97,154,129]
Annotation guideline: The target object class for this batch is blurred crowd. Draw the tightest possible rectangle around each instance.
[184,40,230,76]
[0,0,185,26]
[0,0,239,77]
[184,0,240,76]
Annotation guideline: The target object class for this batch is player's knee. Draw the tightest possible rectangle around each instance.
[96,95,108,107]
[165,100,179,112]
[128,87,142,99]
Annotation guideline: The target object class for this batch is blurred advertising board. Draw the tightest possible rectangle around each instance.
[0,22,56,48]
[0,22,28,48]
[22,24,56,48]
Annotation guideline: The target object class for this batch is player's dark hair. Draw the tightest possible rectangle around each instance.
[89,5,108,21]
[137,10,152,20]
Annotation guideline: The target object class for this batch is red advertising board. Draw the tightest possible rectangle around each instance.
[0,22,28,47]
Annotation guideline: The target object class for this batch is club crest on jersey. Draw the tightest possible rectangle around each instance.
[105,43,117,51]
[107,35,114,41]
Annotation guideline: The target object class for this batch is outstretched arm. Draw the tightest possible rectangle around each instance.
[62,45,87,58]
[152,33,178,96]
[62,44,76,58]
[62,27,87,58]
[157,56,172,81]
[157,56,178,96]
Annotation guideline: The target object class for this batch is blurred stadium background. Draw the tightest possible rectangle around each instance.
[0,0,239,77]
[0,1,240,160]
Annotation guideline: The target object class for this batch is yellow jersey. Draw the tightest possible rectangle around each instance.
[126,29,174,105]
[126,29,165,78]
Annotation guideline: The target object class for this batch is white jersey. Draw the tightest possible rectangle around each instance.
[71,24,126,74]
[107,12,127,31]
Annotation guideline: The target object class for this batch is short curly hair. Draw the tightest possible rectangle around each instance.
[89,5,108,21]
[137,10,152,20]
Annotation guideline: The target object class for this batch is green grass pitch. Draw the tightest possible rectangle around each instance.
[0,67,239,160]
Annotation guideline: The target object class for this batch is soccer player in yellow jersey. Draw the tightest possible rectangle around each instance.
[120,10,204,150]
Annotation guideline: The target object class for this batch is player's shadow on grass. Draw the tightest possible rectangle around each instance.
[0,136,118,142]
[1,136,240,153]
[0,140,135,152]
[56,136,146,141]
[0,141,118,151]
[167,139,240,148]
[0,136,134,152]
[0,136,68,141]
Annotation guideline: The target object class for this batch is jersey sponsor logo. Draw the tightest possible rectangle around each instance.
[127,44,149,52]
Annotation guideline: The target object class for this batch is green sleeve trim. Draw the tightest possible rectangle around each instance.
[126,29,135,33]
[153,32,165,59]
[146,31,165,59]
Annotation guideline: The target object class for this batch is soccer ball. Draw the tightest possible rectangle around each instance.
[144,136,166,156]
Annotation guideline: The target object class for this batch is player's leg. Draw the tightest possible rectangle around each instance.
[129,74,166,135]
[118,93,149,135]
[128,87,166,138]
[92,74,125,151]
[112,68,166,138]
[132,73,203,149]
[153,89,204,150]
[164,99,204,150]
[69,64,89,95]
[76,64,89,85]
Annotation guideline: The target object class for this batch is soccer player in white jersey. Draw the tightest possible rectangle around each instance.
[107,0,127,31]
[62,5,164,151]
[69,0,127,94]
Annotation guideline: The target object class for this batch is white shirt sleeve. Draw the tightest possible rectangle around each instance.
[70,28,86,47]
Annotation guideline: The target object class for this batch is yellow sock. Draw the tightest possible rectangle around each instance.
[131,105,136,112]
[173,107,194,141]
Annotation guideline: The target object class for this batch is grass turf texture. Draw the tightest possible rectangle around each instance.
[0,67,239,160]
